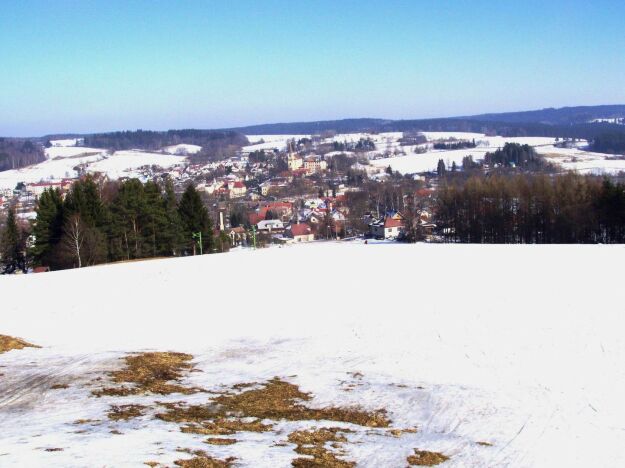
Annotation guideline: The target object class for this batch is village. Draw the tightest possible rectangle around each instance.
[0,132,440,253]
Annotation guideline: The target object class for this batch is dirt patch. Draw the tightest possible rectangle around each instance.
[108,404,146,421]
[93,352,200,397]
[51,384,69,390]
[0,335,39,354]
[476,441,493,447]
[204,438,237,445]
[213,377,389,427]
[288,428,355,467]
[407,449,450,466]
[174,456,236,468]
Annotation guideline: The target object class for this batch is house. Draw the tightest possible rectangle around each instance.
[229,181,247,198]
[303,156,327,174]
[286,223,314,242]
[257,219,285,233]
[368,212,406,239]
[228,226,247,246]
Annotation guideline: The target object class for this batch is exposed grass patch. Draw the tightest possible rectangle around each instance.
[93,352,200,397]
[0,335,39,354]
[108,404,146,421]
[288,428,355,468]
[204,438,237,445]
[174,450,235,468]
[213,377,389,427]
[407,449,450,466]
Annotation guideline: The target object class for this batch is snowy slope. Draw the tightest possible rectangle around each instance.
[1,243,624,467]
[86,150,187,179]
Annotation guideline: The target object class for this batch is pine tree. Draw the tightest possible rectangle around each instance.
[1,208,26,274]
[31,188,65,269]
[110,179,146,260]
[162,178,184,256]
[437,159,446,176]
[178,184,213,255]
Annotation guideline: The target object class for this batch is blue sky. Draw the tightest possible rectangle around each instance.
[1,0,624,136]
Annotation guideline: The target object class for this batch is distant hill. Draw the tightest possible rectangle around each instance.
[462,105,625,125]
[227,105,625,141]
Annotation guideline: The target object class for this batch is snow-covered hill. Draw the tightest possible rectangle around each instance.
[1,242,624,467]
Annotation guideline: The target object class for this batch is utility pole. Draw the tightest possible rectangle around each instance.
[192,232,203,255]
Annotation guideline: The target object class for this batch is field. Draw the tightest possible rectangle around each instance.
[1,242,624,467]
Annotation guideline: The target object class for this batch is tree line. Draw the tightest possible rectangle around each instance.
[0,139,46,171]
[437,173,625,243]
[0,177,217,273]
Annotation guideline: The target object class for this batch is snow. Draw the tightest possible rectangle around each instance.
[537,144,625,175]
[49,139,82,147]
[371,133,558,174]
[0,153,106,190]
[86,150,187,179]
[162,144,202,155]
[1,242,624,467]
[243,135,309,153]
[44,146,107,160]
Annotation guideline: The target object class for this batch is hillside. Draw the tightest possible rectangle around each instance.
[1,242,624,467]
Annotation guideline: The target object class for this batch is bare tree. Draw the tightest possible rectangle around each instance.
[63,214,86,268]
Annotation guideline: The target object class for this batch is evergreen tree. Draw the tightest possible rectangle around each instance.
[437,159,446,176]
[162,178,184,255]
[178,184,213,254]
[31,188,65,269]
[109,179,146,260]
[1,208,26,274]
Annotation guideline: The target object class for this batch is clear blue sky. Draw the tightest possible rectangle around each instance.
[1,0,624,136]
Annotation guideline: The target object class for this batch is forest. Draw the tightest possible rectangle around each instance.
[592,132,625,154]
[0,176,226,273]
[437,173,625,243]
[0,139,46,171]
[82,129,248,161]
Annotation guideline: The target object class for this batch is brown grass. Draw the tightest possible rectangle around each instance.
[174,456,236,468]
[476,441,493,446]
[108,404,146,421]
[407,449,450,466]
[288,428,355,468]
[204,438,237,445]
[0,335,39,354]
[213,377,389,427]
[93,352,200,397]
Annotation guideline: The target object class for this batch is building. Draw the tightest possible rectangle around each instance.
[228,227,247,246]
[286,223,315,242]
[257,219,285,233]
[368,212,406,239]
[287,144,303,171]
[303,156,327,174]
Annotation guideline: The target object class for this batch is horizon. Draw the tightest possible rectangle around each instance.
[4,102,625,139]
[2,0,625,137]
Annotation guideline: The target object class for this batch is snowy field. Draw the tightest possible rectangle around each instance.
[1,242,625,467]
[86,150,187,179]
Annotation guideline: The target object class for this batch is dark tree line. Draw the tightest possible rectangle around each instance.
[437,173,625,243]
[592,132,625,154]
[483,143,546,169]
[25,177,215,271]
[83,129,248,156]
[0,139,46,171]
[433,140,476,150]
